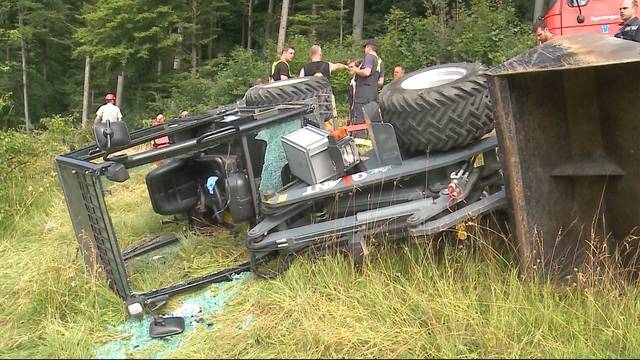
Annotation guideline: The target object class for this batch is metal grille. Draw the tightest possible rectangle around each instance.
[56,158,131,299]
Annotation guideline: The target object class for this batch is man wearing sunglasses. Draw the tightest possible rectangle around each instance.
[615,0,640,42]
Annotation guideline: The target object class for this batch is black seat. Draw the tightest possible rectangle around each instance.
[146,159,198,215]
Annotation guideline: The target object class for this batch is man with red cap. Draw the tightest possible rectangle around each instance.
[94,92,123,124]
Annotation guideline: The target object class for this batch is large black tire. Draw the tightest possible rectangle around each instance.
[244,76,334,120]
[378,63,494,153]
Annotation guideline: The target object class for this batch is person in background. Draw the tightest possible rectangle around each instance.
[350,39,384,135]
[347,59,362,124]
[179,110,189,118]
[615,0,640,42]
[299,45,349,129]
[270,47,295,82]
[152,112,170,149]
[392,65,405,80]
[299,45,348,79]
[532,19,554,44]
[94,92,123,124]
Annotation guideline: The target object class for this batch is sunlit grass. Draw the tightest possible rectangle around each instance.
[174,239,640,358]
[3,136,640,358]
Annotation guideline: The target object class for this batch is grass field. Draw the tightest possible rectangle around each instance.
[3,139,640,358]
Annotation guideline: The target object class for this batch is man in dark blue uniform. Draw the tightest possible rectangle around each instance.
[349,39,384,135]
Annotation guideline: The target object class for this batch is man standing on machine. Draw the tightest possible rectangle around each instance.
[349,39,384,137]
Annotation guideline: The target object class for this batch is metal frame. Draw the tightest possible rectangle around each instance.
[246,138,505,256]
[56,99,506,312]
[56,103,318,306]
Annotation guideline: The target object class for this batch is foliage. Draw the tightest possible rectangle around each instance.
[0,0,538,129]
[2,0,82,127]
[0,116,90,232]
[74,0,180,67]
[204,47,271,106]
[448,0,534,66]
[378,1,533,83]
[288,0,346,42]
[0,92,15,129]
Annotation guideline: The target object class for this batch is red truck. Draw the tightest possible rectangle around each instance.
[540,0,623,36]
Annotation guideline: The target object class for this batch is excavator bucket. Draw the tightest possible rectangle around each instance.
[487,33,640,277]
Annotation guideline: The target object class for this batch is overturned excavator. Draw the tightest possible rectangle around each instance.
[56,34,640,332]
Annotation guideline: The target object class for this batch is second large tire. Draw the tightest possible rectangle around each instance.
[244,76,334,120]
[378,63,494,153]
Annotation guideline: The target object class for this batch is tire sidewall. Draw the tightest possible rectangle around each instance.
[379,62,493,153]
[256,77,313,90]
[244,76,332,107]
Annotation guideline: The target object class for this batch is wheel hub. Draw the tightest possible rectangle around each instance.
[401,67,467,90]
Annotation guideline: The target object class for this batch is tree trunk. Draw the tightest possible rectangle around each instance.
[438,1,446,30]
[265,0,274,47]
[116,71,124,108]
[241,10,246,48]
[157,59,162,78]
[533,0,545,22]
[340,0,344,44]
[42,46,47,82]
[191,43,197,78]
[247,0,253,49]
[174,27,183,70]
[277,0,290,54]
[191,0,198,78]
[311,3,316,39]
[81,56,91,128]
[352,0,364,47]
[18,7,31,132]
[208,15,215,59]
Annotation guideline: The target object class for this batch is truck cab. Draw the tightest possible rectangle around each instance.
[542,0,622,36]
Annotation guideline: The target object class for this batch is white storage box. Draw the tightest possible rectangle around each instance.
[281,126,336,185]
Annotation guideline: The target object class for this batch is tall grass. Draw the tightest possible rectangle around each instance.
[3,122,640,358]
[0,120,121,358]
[175,236,640,358]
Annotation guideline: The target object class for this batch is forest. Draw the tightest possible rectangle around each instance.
[1,0,535,131]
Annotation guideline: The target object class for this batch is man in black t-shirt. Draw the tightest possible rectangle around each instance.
[299,45,349,128]
[350,39,384,130]
[615,0,640,42]
[270,47,295,82]
[299,45,348,80]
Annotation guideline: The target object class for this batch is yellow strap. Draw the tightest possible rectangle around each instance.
[271,60,291,78]
[271,60,283,76]
[371,54,382,73]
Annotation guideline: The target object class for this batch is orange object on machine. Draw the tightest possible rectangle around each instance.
[330,127,347,140]
[342,102,383,135]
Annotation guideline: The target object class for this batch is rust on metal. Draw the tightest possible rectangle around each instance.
[488,33,640,76]
[487,33,640,277]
